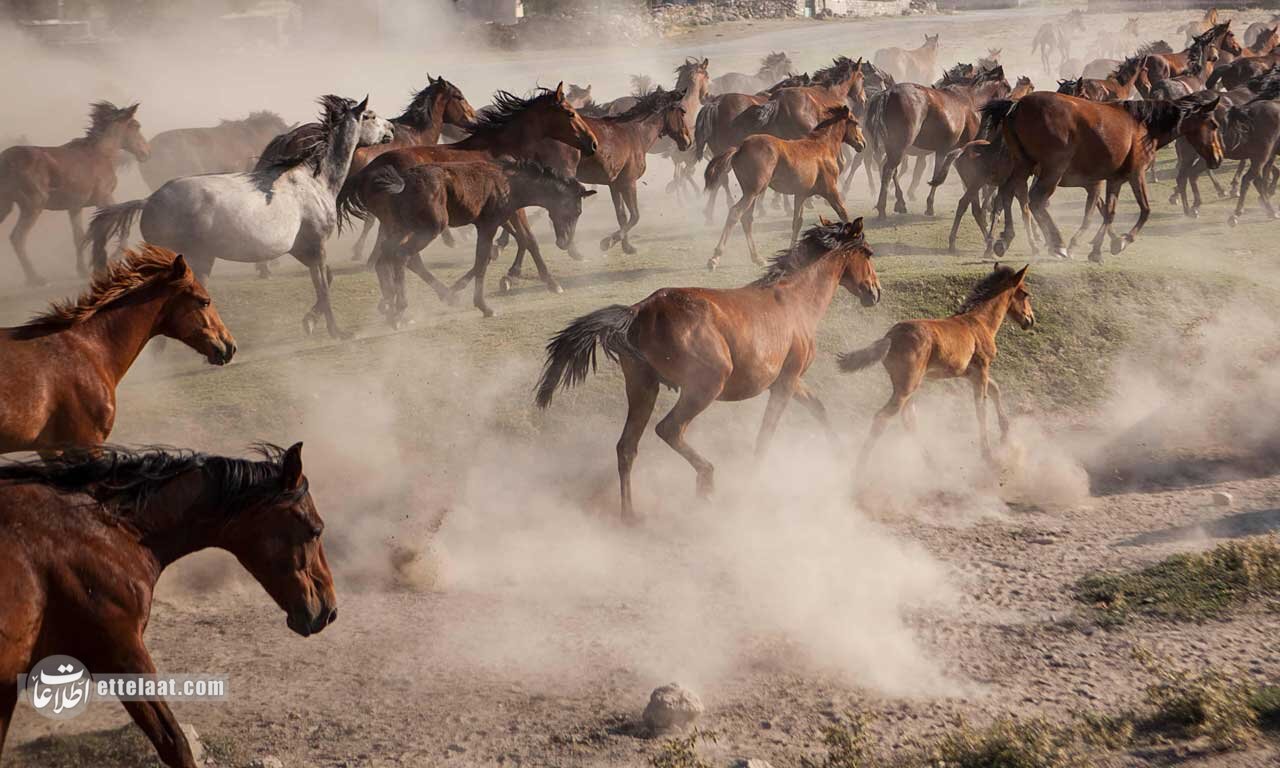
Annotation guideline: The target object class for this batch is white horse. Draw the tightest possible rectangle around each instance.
[89,96,393,338]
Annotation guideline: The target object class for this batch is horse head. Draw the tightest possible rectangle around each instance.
[153,251,237,365]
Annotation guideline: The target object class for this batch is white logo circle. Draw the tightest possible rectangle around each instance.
[26,655,92,720]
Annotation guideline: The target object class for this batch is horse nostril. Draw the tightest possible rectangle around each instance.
[327,608,338,625]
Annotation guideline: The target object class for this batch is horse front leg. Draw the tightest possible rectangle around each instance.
[987,376,1011,440]
[1089,179,1123,262]
[89,638,198,768]
[297,243,349,339]
[1111,169,1152,254]
[11,201,46,286]
[620,183,641,255]
[969,366,995,464]
[755,380,796,460]
[601,184,626,253]
[68,207,88,276]
[790,193,807,249]
[1067,182,1101,258]
[455,223,498,317]
[504,210,562,295]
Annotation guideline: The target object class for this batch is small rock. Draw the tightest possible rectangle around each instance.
[731,760,776,768]
[179,724,204,763]
[643,682,704,733]
[1212,491,1233,507]
[250,758,284,768]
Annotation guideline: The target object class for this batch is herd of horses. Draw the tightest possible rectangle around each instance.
[0,7,1276,767]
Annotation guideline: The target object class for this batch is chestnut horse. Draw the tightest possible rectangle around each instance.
[1057,55,1151,101]
[0,102,150,285]
[866,66,1010,218]
[705,107,865,268]
[1144,24,1241,84]
[0,442,334,768]
[532,88,692,256]
[347,75,477,262]
[0,246,236,454]
[873,34,941,85]
[840,264,1034,473]
[340,159,594,323]
[987,92,1223,262]
[1207,50,1280,91]
[1172,92,1280,224]
[536,219,880,522]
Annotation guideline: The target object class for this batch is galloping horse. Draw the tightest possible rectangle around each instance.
[1173,87,1280,224]
[88,96,390,339]
[0,246,235,454]
[867,66,1010,218]
[841,264,1033,473]
[534,88,692,257]
[652,58,712,203]
[345,160,593,324]
[536,219,880,522]
[1032,9,1085,74]
[705,107,865,268]
[141,112,288,190]
[337,85,599,315]
[1150,44,1220,100]
[1207,49,1280,91]
[347,75,477,262]
[873,34,941,85]
[0,102,150,284]
[711,52,792,95]
[1144,24,1241,83]
[0,443,334,768]
[987,92,1223,261]
[1057,55,1151,101]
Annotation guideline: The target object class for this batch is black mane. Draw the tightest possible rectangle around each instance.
[752,220,867,287]
[1136,40,1174,57]
[0,444,308,519]
[397,75,464,127]
[812,56,858,86]
[500,157,585,193]
[253,95,352,176]
[82,101,138,142]
[1111,55,1147,83]
[463,88,559,139]
[603,87,684,122]
[958,265,1018,313]
[1248,64,1280,101]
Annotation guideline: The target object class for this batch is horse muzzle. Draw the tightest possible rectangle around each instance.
[205,336,237,366]
[287,605,337,638]
[1020,316,1036,330]
[582,139,599,156]
[860,286,881,307]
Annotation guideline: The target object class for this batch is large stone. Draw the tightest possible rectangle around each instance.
[643,682,704,732]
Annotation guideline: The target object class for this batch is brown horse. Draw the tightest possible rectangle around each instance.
[873,34,941,84]
[532,88,692,256]
[141,111,287,190]
[654,58,714,203]
[1240,25,1280,57]
[1173,89,1280,224]
[1207,49,1280,90]
[987,93,1223,262]
[705,107,864,268]
[866,66,1010,218]
[1057,55,1151,101]
[840,264,1034,473]
[1149,44,1220,100]
[0,443,334,768]
[338,84,598,311]
[341,159,594,323]
[536,219,880,522]
[1145,24,1241,83]
[0,246,236,454]
[929,136,1039,257]
[0,102,150,284]
[1032,9,1085,74]
[346,75,477,261]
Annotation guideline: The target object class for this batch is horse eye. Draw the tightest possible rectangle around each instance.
[199,298,211,308]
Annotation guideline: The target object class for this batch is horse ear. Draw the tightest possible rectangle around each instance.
[282,442,305,491]
[555,81,566,100]
[819,214,832,226]
[171,254,189,279]
[1014,264,1029,283]
[1201,95,1221,113]
[702,58,709,68]
[850,217,864,237]
[353,96,369,116]
[580,188,597,198]
[124,103,140,119]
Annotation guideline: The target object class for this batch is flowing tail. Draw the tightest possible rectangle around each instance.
[694,99,719,162]
[703,148,737,193]
[336,164,403,234]
[929,144,972,188]
[837,336,892,373]
[535,304,638,409]
[863,89,890,158]
[87,199,145,271]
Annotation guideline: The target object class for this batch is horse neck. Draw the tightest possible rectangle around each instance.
[86,124,126,157]
[961,289,1013,334]
[629,110,669,148]
[769,251,847,328]
[454,120,539,155]
[320,122,360,192]
[76,293,169,383]
[131,471,230,569]
[400,94,447,140]
[812,120,847,154]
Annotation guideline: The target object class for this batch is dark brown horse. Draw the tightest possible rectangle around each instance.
[341,159,594,323]
[0,246,236,454]
[1173,87,1280,224]
[0,443,334,768]
[1057,55,1151,101]
[532,88,692,256]
[1207,49,1280,91]
[346,75,477,261]
[987,93,1223,261]
[0,102,150,284]
[929,135,1039,257]
[873,34,941,84]
[705,107,864,268]
[866,66,1010,218]
[841,264,1033,473]
[141,111,287,190]
[338,84,598,313]
[536,219,880,522]
[1149,44,1220,100]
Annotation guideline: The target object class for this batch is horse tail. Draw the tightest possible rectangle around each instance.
[1205,67,1224,90]
[535,304,638,409]
[704,148,737,193]
[694,99,718,161]
[837,336,892,373]
[929,145,969,187]
[864,89,890,155]
[336,165,388,235]
[87,199,145,270]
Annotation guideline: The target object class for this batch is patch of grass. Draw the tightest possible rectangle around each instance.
[924,716,1083,768]
[1071,710,1135,752]
[1248,685,1280,731]
[1075,537,1280,625]
[799,711,874,768]
[1134,647,1260,751]
[649,728,717,768]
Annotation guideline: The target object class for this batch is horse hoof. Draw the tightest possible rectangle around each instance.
[706,258,719,272]
[622,242,638,256]
[499,276,513,294]
[480,308,497,318]
[547,280,564,295]
[301,315,317,336]
[1109,239,1127,256]
[443,290,461,307]
[1191,208,1200,218]
[599,237,612,252]
[1053,247,1069,260]
[568,247,586,262]
[993,240,1008,257]
[1088,250,1104,264]
[1229,215,1240,227]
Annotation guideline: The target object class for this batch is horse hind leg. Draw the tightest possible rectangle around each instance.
[618,357,661,523]
[620,184,641,255]
[9,201,45,286]
[68,208,89,276]
[600,185,627,253]
[908,154,929,204]
[740,195,763,267]
[351,217,376,263]
[711,185,756,270]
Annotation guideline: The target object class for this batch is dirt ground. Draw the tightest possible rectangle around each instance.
[5,4,1280,767]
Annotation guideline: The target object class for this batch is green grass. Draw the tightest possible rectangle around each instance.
[1075,537,1280,625]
